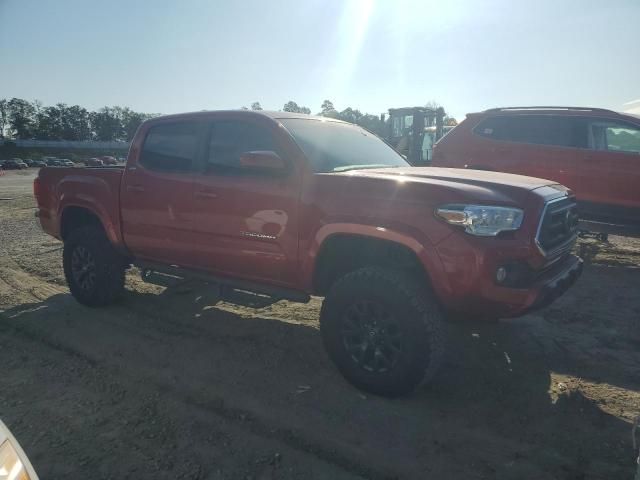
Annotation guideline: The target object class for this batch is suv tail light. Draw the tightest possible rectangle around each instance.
[33,176,41,199]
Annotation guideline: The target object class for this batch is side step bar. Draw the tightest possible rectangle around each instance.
[135,261,311,304]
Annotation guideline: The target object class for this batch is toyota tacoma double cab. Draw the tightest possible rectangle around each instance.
[34,110,583,397]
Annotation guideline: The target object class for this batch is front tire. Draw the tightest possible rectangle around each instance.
[320,267,445,397]
[63,226,125,307]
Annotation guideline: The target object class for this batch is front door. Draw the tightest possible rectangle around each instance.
[121,120,204,267]
[190,118,301,286]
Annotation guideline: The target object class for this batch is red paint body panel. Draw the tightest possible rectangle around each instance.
[35,110,582,319]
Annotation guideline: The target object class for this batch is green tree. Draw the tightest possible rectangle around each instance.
[34,105,63,139]
[90,107,124,141]
[319,99,339,118]
[338,107,363,124]
[356,114,384,136]
[7,98,36,139]
[251,102,263,110]
[121,108,152,141]
[64,105,92,140]
[0,99,8,138]
[283,101,310,114]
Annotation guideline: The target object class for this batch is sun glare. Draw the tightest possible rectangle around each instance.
[328,0,375,97]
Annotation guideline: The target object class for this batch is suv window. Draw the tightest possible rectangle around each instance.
[140,122,199,172]
[588,119,640,154]
[474,115,586,148]
[207,120,276,172]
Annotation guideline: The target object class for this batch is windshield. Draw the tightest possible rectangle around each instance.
[280,119,409,173]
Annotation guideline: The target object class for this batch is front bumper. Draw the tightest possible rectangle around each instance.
[431,228,583,319]
[522,254,583,314]
[445,253,583,318]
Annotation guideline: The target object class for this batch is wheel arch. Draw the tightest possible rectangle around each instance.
[59,204,117,245]
[307,224,447,298]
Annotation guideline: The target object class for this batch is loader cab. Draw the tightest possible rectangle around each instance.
[386,106,445,165]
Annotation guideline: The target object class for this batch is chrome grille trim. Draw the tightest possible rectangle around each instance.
[535,196,579,258]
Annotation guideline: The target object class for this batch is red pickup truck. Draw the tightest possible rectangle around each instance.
[34,110,583,397]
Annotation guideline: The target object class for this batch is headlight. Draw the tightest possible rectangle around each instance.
[0,420,39,480]
[436,205,524,236]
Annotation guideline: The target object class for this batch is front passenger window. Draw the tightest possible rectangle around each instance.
[207,121,277,172]
[589,120,640,154]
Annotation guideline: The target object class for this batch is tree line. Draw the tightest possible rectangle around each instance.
[244,99,388,135]
[0,98,155,142]
[1,97,456,142]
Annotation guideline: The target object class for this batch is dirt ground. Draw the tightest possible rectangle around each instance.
[1,169,639,479]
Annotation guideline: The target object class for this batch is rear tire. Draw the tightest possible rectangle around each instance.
[63,226,125,307]
[320,267,445,397]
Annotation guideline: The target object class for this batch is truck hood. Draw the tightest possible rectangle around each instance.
[350,167,555,191]
[339,167,572,204]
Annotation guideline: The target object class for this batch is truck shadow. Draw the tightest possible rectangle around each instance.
[0,262,637,478]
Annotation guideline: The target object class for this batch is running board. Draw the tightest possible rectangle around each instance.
[136,261,311,304]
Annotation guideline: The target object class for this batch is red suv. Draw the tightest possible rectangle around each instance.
[433,107,640,226]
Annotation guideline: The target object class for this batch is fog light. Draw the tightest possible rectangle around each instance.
[496,266,507,283]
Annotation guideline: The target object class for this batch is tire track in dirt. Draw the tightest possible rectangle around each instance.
[0,320,364,479]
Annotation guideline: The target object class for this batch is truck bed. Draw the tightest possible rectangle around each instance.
[35,166,125,244]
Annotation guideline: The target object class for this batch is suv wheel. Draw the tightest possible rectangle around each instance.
[63,226,125,307]
[320,267,445,397]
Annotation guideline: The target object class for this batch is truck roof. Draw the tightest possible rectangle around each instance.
[145,110,348,124]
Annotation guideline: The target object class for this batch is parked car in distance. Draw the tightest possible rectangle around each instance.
[46,158,62,166]
[32,160,47,168]
[35,110,583,397]
[60,159,75,167]
[99,155,118,165]
[85,158,104,167]
[432,106,640,226]
[3,159,28,170]
[11,158,29,168]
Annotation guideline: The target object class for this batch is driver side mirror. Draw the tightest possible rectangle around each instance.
[239,151,286,174]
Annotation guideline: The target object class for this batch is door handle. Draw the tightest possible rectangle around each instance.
[194,190,218,200]
[126,185,145,193]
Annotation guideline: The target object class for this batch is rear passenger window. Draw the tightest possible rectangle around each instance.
[474,115,586,148]
[207,120,276,172]
[140,122,199,172]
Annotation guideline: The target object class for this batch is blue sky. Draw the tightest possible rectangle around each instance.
[1,0,639,120]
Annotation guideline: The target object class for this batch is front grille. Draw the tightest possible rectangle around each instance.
[536,197,579,256]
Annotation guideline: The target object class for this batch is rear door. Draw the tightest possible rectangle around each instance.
[575,117,640,220]
[190,118,301,286]
[121,120,205,267]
